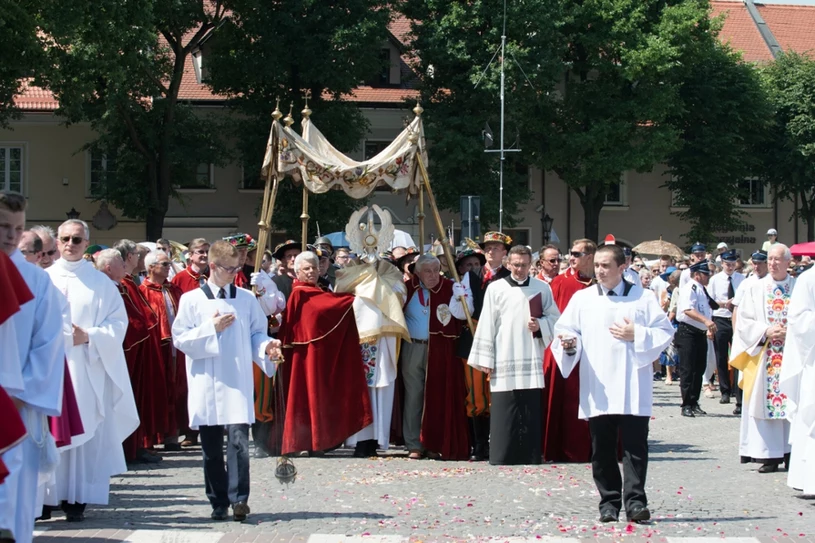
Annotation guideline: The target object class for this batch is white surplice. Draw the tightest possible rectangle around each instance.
[172,282,277,429]
[780,268,815,492]
[0,252,66,543]
[733,274,795,462]
[467,276,559,392]
[552,281,674,419]
[44,258,139,506]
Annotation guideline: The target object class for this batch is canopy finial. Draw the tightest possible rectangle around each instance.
[272,97,282,121]
[283,102,295,127]
[413,101,424,117]
[302,90,312,119]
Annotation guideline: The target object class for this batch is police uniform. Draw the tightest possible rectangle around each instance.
[707,250,744,402]
[679,242,707,290]
[675,260,714,416]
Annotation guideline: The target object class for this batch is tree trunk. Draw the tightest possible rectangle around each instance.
[807,210,815,242]
[145,206,165,241]
[580,192,604,242]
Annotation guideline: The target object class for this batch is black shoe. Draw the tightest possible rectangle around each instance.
[163,442,182,452]
[232,501,250,522]
[692,405,707,415]
[627,505,651,523]
[681,406,695,417]
[719,394,731,404]
[136,449,162,463]
[353,443,368,458]
[733,405,742,415]
[211,506,229,521]
[758,462,779,473]
[65,512,84,522]
[252,447,270,459]
[600,510,619,523]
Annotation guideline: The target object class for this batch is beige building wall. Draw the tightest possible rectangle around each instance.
[3,109,808,255]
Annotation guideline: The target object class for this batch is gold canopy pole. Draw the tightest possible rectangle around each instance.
[411,103,475,335]
[418,185,425,255]
[253,102,284,293]
[300,95,312,249]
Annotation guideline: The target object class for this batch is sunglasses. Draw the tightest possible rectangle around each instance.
[59,236,85,245]
[44,249,57,256]
[545,258,561,264]
[570,251,589,258]
[193,249,208,255]
[153,261,171,267]
[215,263,242,274]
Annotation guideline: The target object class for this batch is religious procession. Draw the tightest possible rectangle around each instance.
[2,105,815,543]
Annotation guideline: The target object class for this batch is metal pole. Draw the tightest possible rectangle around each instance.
[499,29,506,232]
[300,186,309,249]
[418,183,425,255]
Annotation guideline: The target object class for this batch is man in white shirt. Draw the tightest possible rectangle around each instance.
[679,242,708,289]
[172,240,282,522]
[44,219,139,522]
[708,250,745,404]
[649,255,675,297]
[468,245,560,465]
[622,247,642,287]
[552,244,673,524]
[0,192,66,543]
[675,260,717,418]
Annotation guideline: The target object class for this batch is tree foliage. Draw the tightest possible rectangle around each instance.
[205,0,393,239]
[761,51,815,241]
[0,1,42,127]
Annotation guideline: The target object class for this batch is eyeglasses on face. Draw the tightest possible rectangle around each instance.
[44,249,57,256]
[59,236,85,245]
[570,251,589,258]
[153,261,171,267]
[20,249,40,255]
[545,258,561,264]
[215,263,242,274]
[193,249,208,255]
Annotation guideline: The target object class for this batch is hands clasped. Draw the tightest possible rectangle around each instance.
[766,323,786,342]
[213,310,236,332]
[609,318,635,342]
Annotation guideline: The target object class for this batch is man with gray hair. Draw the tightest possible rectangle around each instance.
[730,243,795,474]
[112,239,168,464]
[276,250,374,456]
[44,220,138,522]
[31,225,58,269]
[400,253,473,460]
[17,231,43,264]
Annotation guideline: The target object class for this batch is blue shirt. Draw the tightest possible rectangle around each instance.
[404,286,431,340]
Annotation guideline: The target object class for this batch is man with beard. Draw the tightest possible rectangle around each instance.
[541,238,597,462]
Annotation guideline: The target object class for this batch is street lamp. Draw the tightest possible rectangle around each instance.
[542,213,554,244]
[66,207,81,219]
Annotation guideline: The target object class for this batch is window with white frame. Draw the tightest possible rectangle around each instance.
[604,173,626,206]
[0,146,24,193]
[738,177,769,207]
[88,149,116,196]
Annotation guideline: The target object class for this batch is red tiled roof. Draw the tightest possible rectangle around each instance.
[339,87,420,103]
[389,15,413,48]
[13,80,58,111]
[711,0,775,62]
[757,2,815,56]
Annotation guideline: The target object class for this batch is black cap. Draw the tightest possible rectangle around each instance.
[721,250,738,262]
[690,261,712,275]
[751,250,768,262]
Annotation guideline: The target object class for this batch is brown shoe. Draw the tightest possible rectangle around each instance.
[408,450,423,460]
[232,501,250,522]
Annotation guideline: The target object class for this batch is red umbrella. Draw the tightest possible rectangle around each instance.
[789,241,815,257]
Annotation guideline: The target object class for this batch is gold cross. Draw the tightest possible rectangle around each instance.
[302,89,312,107]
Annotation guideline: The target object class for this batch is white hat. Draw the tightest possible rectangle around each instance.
[767,228,778,236]
[716,242,728,250]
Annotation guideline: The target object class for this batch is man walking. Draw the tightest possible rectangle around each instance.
[552,244,674,523]
[536,244,560,283]
[708,250,744,404]
[468,245,560,465]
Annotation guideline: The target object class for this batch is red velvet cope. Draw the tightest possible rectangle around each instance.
[120,277,168,457]
[140,280,187,438]
[171,267,204,294]
[50,358,84,447]
[278,281,373,455]
[541,269,593,462]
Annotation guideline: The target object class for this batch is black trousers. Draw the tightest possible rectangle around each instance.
[489,389,542,465]
[589,415,649,515]
[199,424,250,509]
[675,323,708,408]
[713,317,734,396]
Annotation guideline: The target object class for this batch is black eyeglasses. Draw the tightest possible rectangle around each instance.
[153,261,171,267]
[545,258,560,264]
[215,263,241,274]
[44,249,57,256]
[570,251,589,258]
[59,236,85,245]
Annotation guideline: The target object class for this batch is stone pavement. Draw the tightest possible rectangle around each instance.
[33,382,814,542]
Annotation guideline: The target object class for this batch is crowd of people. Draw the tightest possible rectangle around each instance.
[1,188,814,539]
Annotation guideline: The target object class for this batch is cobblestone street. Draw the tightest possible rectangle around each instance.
[34,382,814,542]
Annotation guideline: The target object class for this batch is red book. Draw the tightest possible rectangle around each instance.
[529,293,543,318]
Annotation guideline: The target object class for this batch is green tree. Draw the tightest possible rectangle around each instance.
[664,17,772,246]
[761,51,815,241]
[400,0,564,232]
[33,0,228,240]
[204,0,393,240]
[0,1,42,127]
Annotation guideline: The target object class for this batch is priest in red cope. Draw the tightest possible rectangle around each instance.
[140,250,187,451]
[110,241,168,463]
[542,238,597,462]
[278,251,373,455]
[172,238,209,294]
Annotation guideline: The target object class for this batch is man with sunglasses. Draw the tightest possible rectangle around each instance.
[45,219,138,522]
[172,238,210,295]
[30,225,58,269]
[542,238,597,463]
[0,192,66,540]
[536,244,561,284]
[17,231,43,264]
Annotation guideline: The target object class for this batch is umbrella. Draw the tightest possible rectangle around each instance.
[790,241,815,257]
[632,239,685,259]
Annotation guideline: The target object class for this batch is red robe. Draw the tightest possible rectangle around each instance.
[404,277,470,461]
[278,280,373,454]
[541,268,594,462]
[140,279,187,437]
[171,266,205,294]
[120,276,168,458]
[0,252,31,483]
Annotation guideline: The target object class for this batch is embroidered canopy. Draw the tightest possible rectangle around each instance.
[261,116,426,200]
